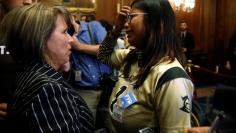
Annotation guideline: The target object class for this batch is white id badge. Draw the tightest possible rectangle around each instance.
[112,104,123,123]
[74,70,82,81]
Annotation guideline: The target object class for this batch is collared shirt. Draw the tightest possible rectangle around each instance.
[71,21,112,87]
[181,31,186,39]
[9,62,94,133]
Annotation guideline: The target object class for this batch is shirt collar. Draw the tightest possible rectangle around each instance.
[24,61,63,81]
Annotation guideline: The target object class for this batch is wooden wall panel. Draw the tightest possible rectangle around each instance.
[96,0,132,24]
[202,0,216,67]
[214,0,236,66]
[96,0,118,24]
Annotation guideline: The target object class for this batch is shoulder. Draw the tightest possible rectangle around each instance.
[37,78,67,95]
[88,21,105,30]
[17,69,62,94]
[30,75,64,98]
[149,58,192,89]
[89,21,102,26]
[152,58,185,75]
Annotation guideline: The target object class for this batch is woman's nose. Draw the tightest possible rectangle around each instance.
[124,21,129,27]
[23,0,33,5]
[67,35,73,48]
[124,21,130,31]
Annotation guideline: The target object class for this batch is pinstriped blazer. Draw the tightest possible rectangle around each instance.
[8,62,95,133]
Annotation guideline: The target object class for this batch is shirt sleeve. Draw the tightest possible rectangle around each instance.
[90,21,107,43]
[154,78,194,133]
[97,35,118,68]
[97,34,132,69]
[28,82,93,133]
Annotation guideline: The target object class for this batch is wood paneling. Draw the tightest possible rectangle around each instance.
[200,0,216,67]
[215,0,236,65]
[96,0,132,24]
[96,0,118,24]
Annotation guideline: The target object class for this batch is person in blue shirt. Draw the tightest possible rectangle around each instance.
[69,16,112,122]
[71,20,111,87]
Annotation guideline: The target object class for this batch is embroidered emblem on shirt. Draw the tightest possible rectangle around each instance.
[180,96,191,113]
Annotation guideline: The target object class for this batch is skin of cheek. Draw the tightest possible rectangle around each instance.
[43,44,68,71]
[129,20,145,48]
[44,15,72,70]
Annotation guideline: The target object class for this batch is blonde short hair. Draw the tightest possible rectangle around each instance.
[0,2,70,63]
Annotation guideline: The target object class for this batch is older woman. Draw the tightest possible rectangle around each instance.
[0,3,94,132]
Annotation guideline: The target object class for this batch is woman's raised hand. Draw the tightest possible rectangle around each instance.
[114,6,131,31]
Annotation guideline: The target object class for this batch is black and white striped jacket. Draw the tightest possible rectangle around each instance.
[8,62,95,133]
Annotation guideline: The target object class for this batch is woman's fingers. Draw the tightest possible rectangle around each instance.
[115,6,131,30]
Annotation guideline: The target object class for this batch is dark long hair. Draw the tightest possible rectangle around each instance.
[123,0,185,88]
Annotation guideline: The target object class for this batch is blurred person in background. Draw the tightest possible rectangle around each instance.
[179,21,195,60]
[0,0,33,123]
